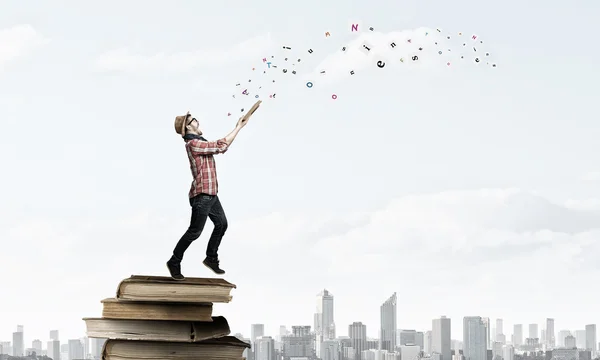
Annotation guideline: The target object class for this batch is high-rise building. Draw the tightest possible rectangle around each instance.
[47,340,60,360]
[399,330,415,345]
[400,345,421,360]
[50,330,59,341]
[80,337,89,359]
[424,331,432,354]
[255,336,275,360]
[482,318,491,349]
[463,317,487,360]
[541,330,546,346]
[13,330,24,357]
[528,324,538,340]
[91,338,106,359]
[496,319,503,339]
[379,293,397,352]
[32,340,42,355]
[282,326,313,358]
[502,345,514,360]
[575,330,586,349]
[321,340,340,360]
[432,316,451,360]
[558,330,572,348]
[415,331,425,350]
[349,322,367,360]
[546,319,555,348]
[512,325,523,347]
[69,339,84,360]
[251,324,265,350]
[585,324,597,355]
[565,335,576,348]
[315,290,336,340]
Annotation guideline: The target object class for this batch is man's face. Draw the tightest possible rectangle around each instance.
[185,115,202,135]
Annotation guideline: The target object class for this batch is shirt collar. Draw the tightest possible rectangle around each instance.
[183,133,207,141]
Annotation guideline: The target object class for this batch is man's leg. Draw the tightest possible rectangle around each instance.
[167,194,216,280]
[202,196,228,275]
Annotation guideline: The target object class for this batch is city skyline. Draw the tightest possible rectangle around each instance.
[2,289,599,356]
[2,0,599,353]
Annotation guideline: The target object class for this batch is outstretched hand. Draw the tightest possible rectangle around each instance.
[237,100,261,128]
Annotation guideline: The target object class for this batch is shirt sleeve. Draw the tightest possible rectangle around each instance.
[188,138,229,155]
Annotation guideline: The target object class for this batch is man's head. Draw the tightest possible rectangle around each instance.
[174,112,202,137]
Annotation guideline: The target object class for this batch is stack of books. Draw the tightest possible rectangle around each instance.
[83,275,249,360]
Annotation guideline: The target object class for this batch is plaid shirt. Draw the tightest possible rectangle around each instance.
[185,137,229,197]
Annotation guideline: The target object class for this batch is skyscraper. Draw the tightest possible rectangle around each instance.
[69,339,84,360]
[546,319,555,348]
[255,336,275,360]
[557,330,571,347]
[315,289,336,339]
[424,331,432,354]
[496,319,503,339]
[432,316,451,360]
[463,316,487,360]
[349,322,367,360]
[50,330,59,341]
[47,340,60,360]
[251,324,265,350]
[482,318,491,349]
[380,292,397,352]
[586,324,597,355]
[32,340,42,355]
[512,324,523,347]
[502,345,514,360]
[12,328,24,357]
[575,330,586,349]
[528,324,538,340]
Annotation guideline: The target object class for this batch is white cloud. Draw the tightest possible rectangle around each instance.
[0,24,48,72]
[565,198,600,211]
[2,188,599,342]
[305,27,495,85]
[581,171,600,182]
[93,33,273,73]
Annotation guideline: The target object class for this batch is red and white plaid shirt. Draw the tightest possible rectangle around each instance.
[185,137,229,197]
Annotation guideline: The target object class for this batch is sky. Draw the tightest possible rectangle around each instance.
[1,0,600,348]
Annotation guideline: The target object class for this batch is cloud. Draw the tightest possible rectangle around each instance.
[93,33,273,73]
[581,171,600,182]
[306,27,494,85]
[0,24,49,72]
[2,188,600,341]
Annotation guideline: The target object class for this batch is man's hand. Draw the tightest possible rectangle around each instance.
[236,100,261,128]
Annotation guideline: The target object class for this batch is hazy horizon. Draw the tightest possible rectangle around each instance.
[1,0,599,346]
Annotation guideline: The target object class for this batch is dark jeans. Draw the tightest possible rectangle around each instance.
[172,194,228,262]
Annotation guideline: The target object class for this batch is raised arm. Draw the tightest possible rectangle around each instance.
[188,138,229,155]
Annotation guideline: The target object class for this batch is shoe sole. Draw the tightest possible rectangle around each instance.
[166,262,185,280]
[203,261,226,275]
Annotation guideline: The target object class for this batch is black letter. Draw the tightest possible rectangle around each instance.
[389,42,396,48]
[350,70,354,75]
[308,49,313,53]
[377,61,385,68]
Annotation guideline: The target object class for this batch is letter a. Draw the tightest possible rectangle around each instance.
[351,24,358,32]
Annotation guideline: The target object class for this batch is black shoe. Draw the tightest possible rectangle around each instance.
[166,259,185,280]
[203,257,225,275]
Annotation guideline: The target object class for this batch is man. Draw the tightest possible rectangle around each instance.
[167,101,261,280]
